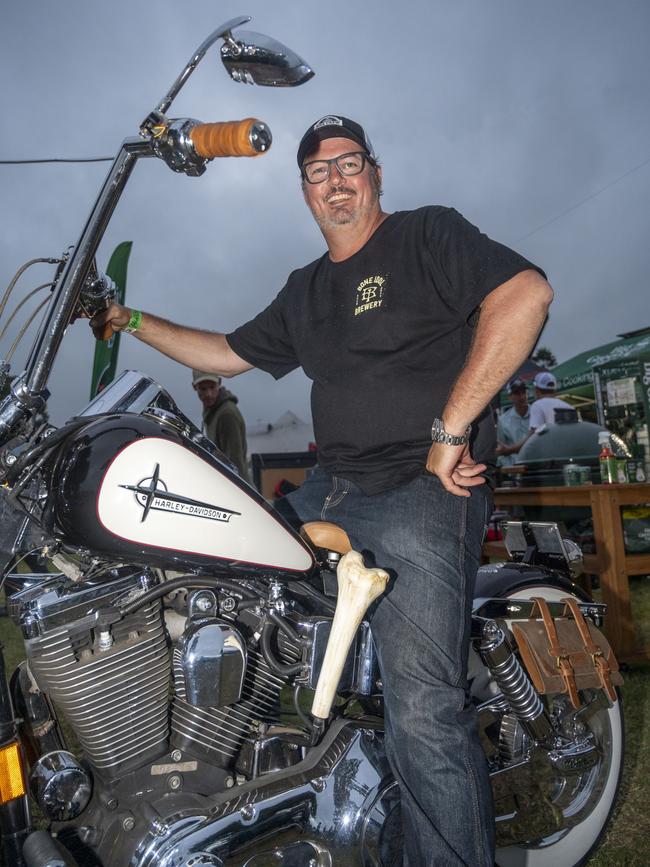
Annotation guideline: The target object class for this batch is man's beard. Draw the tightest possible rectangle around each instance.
[312,175,381,232]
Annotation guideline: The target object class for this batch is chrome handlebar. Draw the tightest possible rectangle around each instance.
[0,18,313,447]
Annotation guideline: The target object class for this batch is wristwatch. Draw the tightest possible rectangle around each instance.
[431,418,472,446]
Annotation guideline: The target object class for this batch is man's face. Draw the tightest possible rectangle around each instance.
[194,380,220,409]
[301,136,382,232]
[510,387,528,412]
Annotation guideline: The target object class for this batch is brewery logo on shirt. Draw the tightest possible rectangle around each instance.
[354,275,387,316]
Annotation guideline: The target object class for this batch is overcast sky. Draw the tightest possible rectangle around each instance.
[1,0,649,430]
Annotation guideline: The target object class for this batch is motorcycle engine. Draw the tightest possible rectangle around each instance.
[10,566,395,867]
[11,569,302,783]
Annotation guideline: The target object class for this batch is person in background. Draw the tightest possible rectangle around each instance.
[528,371,573,432]
[192,370,250,480]
[496,377,530,466]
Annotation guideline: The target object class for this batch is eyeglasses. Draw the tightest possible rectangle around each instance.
[301,151,375,184]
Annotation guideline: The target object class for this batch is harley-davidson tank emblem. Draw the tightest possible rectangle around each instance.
[120,463,241,524]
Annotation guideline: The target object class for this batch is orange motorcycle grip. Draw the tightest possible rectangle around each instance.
[189,119,271,159]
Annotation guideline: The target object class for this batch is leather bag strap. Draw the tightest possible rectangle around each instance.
[530,596,563,656]
[561,597,618,703]
[561,597,598,652]
[530,596,580,708]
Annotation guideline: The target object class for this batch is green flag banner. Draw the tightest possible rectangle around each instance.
[90,241,133,398]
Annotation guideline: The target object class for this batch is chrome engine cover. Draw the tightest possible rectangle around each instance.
[171,642,289,768]
[131,719,398,867]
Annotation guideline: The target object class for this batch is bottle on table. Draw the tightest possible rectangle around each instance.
[598,432,617,484]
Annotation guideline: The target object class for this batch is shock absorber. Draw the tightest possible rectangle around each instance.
[478,619,553,742]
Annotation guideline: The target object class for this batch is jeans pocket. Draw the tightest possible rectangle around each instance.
[321,476,349,519]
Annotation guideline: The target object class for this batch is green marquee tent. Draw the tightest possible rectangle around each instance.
[551,327,650,403]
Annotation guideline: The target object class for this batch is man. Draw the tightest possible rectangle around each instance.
[529,370,572,432]
[496,377,530,466]
[91,115,553,866]
[192,369,250,480]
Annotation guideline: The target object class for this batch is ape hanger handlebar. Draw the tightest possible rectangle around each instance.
[0,18,313,446]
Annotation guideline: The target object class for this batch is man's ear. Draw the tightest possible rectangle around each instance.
[374,164,383,196]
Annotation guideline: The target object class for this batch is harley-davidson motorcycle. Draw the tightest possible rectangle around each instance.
[0,17,624,867]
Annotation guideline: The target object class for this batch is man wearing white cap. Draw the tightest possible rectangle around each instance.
[529,371,573,432]
[91,114,554,867]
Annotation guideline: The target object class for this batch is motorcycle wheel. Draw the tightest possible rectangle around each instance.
[494,586,624,867]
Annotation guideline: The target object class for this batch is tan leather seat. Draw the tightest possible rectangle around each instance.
[300,521,352,555]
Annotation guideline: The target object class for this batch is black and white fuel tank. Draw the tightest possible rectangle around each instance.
[44,372,314,576]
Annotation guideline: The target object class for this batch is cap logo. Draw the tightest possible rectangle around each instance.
[313,115,343,130]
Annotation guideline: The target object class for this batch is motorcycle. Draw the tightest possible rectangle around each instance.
[0,17,623,867]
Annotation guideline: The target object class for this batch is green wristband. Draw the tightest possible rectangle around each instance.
[123,309,143,334]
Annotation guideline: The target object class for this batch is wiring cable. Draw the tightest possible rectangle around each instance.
[6,296,51,362]
[2,150,650,243]
[517,152,650,242]
[0,283,54,342]
[0,157,112,165]
[0,258,61,320]
[118,575,259,617]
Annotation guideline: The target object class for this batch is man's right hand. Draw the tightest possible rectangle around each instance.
[87,305,254,378]
[90,304,132,340]
[426,440,487,497]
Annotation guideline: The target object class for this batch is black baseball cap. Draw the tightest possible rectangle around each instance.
[297,115,376,167]
[507,378,527,393]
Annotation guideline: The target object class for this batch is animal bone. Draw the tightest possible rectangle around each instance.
[311,550,388,720]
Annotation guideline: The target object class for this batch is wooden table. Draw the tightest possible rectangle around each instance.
[485,483,650,663]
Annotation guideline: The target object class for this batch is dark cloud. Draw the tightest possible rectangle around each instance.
[1,0,649,430]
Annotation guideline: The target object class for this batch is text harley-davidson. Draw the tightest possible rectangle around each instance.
[0,18,623,867]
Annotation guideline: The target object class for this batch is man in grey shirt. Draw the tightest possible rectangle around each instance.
[496,377,530,466]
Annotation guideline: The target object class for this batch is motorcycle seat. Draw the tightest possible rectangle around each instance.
[300,521,352,555]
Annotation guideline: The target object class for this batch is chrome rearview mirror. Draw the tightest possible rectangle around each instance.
[220,29,315,87]
[155,16,314,115]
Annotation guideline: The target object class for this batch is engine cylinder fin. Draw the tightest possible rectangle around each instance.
[27,601,171,777]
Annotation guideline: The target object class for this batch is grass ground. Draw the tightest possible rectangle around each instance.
[585,574,650,865]
[588,662,650,865]
[1,589,648,864]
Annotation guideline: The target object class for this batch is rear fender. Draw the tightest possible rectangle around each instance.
[473,560,591,605]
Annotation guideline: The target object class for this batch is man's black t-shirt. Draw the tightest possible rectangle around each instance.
[227,206,544,494]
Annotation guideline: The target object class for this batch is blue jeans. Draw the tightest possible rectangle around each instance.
[274,468,494,867]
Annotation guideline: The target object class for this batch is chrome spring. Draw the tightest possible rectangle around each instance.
[488,649,545,722]
[478,620,552,741]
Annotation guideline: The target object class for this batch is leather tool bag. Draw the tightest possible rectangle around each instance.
[511,596,623,709]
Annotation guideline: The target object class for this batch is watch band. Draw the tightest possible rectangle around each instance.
[431,418,471,446]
